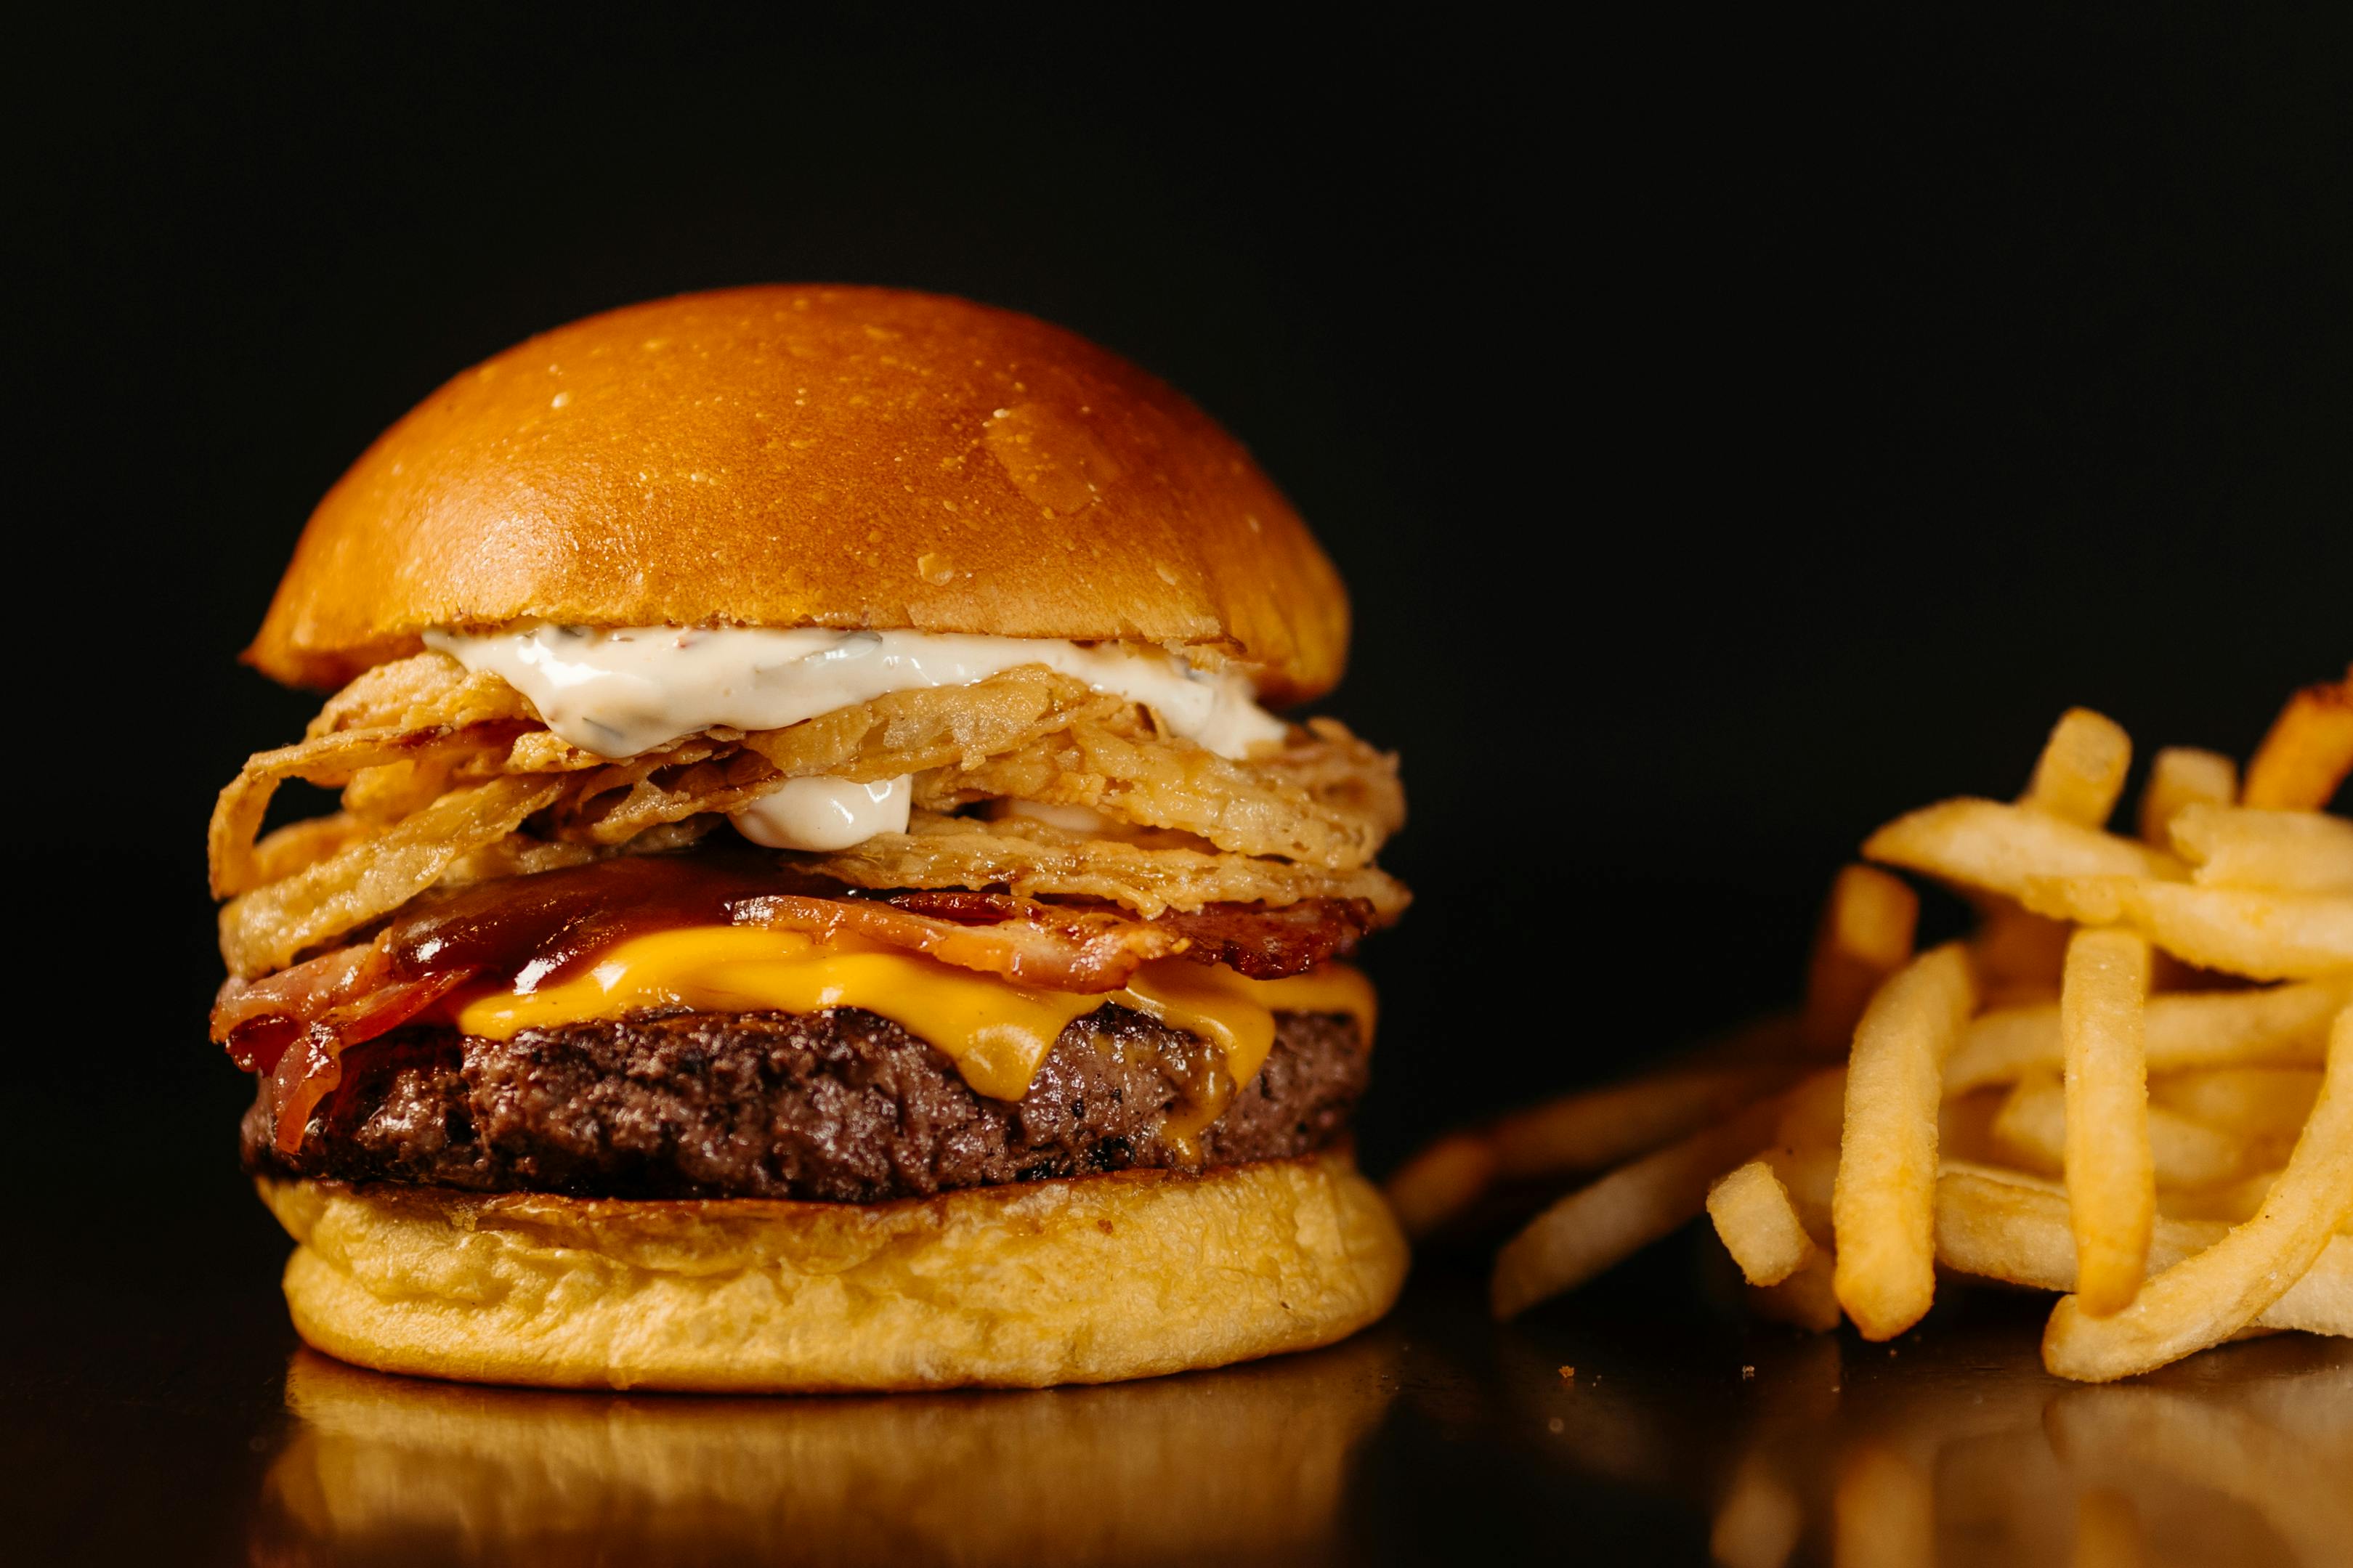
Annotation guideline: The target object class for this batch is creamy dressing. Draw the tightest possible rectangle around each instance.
[424,625,1284,760]
[730,774,912,850]
[424,624,1288,853]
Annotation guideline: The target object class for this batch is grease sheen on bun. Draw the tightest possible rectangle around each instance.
[260,1151,1407,1392]
[246,285,1349,702]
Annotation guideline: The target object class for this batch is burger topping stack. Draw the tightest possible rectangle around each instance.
[210,626,1404,1190]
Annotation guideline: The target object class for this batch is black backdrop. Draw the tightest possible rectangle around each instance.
[10,8,2350,1211]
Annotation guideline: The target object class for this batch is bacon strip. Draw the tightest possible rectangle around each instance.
[731,894,1185,991]
[212,884,1375,1150]
[215,946,479,1152]
[883,892,1377,979]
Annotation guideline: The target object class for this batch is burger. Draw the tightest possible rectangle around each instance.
[208,285,1412,1392]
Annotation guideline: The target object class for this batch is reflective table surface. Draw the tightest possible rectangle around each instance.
[11,1190,2352,1566]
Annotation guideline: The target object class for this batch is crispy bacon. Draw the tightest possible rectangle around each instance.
[1152,898,1377,978]
[212,853,1377,1153]
[214,945,478,1152]
[884,892,1377,979]
[731,894,1184,991]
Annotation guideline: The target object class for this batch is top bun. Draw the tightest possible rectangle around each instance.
[246,286,1348,703]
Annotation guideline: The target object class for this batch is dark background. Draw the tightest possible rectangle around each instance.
[7,7,2352,1561]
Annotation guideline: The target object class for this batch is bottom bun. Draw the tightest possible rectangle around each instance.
[258,1150,1408,1392]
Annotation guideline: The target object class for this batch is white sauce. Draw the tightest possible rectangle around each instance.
[730,775,912,850]
[424,625,1289,853]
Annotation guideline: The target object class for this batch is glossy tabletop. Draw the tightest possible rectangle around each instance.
[12,1179,2349,1567]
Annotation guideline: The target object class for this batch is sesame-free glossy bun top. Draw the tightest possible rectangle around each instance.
[244,285,1350,703]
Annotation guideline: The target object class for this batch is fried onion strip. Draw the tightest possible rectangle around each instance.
[219,776,564,979]
[912,716,1393,869]
[807,811,1412,919]
[211,657,1412,979]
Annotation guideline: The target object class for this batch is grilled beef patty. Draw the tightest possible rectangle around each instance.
[241,1005,1368,1202]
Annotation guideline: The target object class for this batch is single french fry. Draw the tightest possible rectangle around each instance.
[2150,1068,2322,1145]
[1969,899,2072,991]
[2243,673,2353,811]
[1937,1086,2007,1167]
[2061,929,2155,1316]
[1802,865,1920,1052]
[1991,1072,2248,1190]
[1762,1141,1839,1240]
[2138,745,2238,846]
[2020,876,2353,981]
[1933,1167,2353,1337]
[1863,798,2177,899]
[1487,1063,1799,1183]
[1940,1156,2062,1193]
[2041,1006,2353,1381]
[1490,1095,1786,1320]
[1774,1066,1850,1150]
[2021,707,2132,828]
[1943,978,2353,1093]
[1831,944,1977,1339]
[2156,1169,2280,1224]
[2171,803,2353,895]
[1708,1160,1816,1286]
[1383,1132,1499,1240]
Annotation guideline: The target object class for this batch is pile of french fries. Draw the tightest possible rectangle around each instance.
[1392,667,2353,1381]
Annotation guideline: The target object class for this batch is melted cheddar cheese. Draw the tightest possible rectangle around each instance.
[452,927,1375,1102]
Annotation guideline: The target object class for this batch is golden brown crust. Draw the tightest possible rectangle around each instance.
[259,1150,1408,1392]
[247,286,1349,703]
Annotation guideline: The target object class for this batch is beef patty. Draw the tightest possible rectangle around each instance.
[240,1004,1369,1202]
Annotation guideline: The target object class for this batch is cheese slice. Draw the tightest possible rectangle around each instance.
[452,927,1374,1102]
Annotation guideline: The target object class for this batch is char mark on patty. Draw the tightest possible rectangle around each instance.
[242,1005,1368,1203]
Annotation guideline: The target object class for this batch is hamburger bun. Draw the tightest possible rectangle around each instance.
[259,1149,1407,1392]
[246,285,1348,702]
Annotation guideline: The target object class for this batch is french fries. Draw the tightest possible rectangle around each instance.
[2060,930,2154,1315]
[2150,1067,2322,1145]
[1430,670,2353,1381]
[2136,745,2237,846]
[1863,799,2176,898]
[1831,945,1977,1339]
[2021,707,2131,828]
[1489,1095,1786,1320]
[1801,866,1919,1052]
[1383,1058,1799,1239]
[2020,876,2353,980]
[2041,1007,2353,1381]
[1706,1160,1815,1287]
[2171,803,2353,895]
[1932,1168,2353,1337]
[1487,1061,1799,1182]
[1990,1074,2247,1190]
[2241,670,2353,811]
[1943,978,2352,1094]
[1382,1133,1498,1240]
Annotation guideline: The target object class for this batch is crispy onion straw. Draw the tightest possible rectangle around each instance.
[210,651,1409,978]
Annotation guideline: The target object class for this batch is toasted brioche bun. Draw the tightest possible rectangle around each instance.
[259,1150,1407,1392]
[246,285,1348,702]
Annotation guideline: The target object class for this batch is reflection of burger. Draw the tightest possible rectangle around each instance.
[260,1335,1399,1560]
[211,286,1410,1390]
